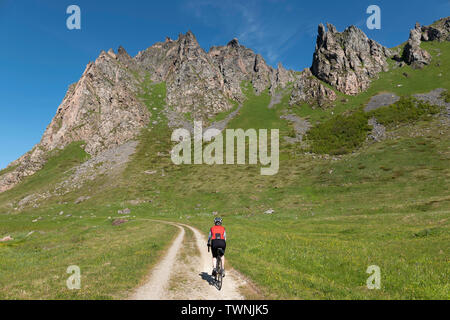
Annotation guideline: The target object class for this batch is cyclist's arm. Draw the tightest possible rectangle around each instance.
[224,230,227,241]
[207,230,212,245]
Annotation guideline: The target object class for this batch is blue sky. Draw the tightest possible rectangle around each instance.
[0,0,448,169]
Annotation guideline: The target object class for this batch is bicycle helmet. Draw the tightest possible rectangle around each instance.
[214,217,223,225]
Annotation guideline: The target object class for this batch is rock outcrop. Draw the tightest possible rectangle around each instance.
[0,146,46,193]
[401,18,450,68]
[421,17,450,42]
[402,23,432,68]
[311,23,392,95]
[208,38,276,101]
[273,63,296,91]
[290,69,337,107]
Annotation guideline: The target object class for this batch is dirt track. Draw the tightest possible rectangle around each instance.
[130,222,248,300]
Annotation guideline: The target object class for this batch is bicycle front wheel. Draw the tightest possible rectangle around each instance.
[217,271,223,290]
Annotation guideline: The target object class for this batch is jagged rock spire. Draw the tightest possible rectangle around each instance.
[311,23,391,95]
[402,22,432,68]
[227,38,240,48]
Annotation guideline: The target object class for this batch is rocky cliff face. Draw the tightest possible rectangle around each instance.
[208,38,277,100]
[40,49,149,155]
[136,32,233,118]
[311,23,392,95]
[135,33,286,119]
[290,69,337,107]
[273,63,296,91]
[0,47,150,193]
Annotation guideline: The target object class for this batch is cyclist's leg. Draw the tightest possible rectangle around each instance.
[222,258,225,277]
[211,243,218,275]
[221,242,226,272]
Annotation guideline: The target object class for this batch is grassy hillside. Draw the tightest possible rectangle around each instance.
[0,142,90,209]
[0,42,448,299]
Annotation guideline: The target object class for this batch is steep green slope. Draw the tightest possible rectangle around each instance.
[0,142,90,210]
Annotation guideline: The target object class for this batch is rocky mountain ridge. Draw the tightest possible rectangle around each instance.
[0,16,449,193]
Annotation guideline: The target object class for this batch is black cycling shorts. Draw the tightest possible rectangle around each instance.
[211,239,226,258]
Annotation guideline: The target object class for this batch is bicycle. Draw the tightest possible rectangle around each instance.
[208,245,224,290]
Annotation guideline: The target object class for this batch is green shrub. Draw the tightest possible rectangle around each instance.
[369,97,441,126]
[306,111,371,155]
[440,89,450,103]
[306,95,442,155]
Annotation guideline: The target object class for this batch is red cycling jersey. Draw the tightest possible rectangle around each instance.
[210,225,226,240]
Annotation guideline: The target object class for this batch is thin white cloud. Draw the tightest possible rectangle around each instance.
[183,0,316,65]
